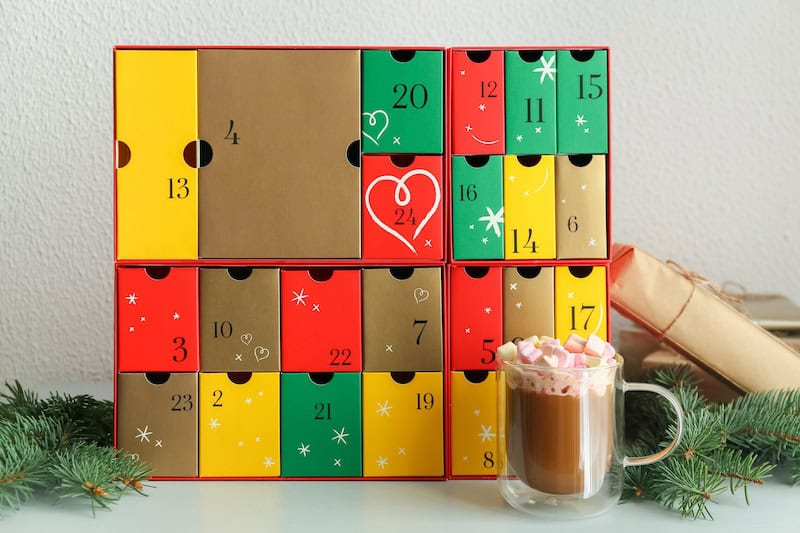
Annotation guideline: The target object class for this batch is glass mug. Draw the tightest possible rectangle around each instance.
[497,356,684,519]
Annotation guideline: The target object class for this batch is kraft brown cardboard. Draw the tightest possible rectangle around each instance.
[198,49,361,258]
[502,266,554,343]
[363,267,443,371]
[200,267,280,372]
[555,155,607,259]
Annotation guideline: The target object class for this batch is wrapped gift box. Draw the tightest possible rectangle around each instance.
[610,244,800,393]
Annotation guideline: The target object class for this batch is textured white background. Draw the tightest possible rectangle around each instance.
[0,0,798,385]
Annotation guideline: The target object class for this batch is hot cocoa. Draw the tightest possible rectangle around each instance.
[505,376,614,496]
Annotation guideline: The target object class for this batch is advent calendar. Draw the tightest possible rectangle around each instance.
[113,46,610,480]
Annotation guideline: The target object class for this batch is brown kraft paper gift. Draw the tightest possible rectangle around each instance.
[610,244,800,392]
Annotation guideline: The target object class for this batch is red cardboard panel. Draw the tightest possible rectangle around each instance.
[280,269,362,372]
[362,155,443,260]
[117,267,198,372]
[450,266,503,370]
[451,50,505,155]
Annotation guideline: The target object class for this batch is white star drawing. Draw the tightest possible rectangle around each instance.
[140,316,146,322]
[245,397,252,405]
[155,440,163,448]
[459,69,466,76]
[263,457,275,468]
[484,306,492,315]
[478,103,486,111]
[258,391,264,397]
[473,409,481,416]
[209,418,221,429]
[463,456,469,461]
[376,456,388,469]
[535,126,542,134]
[469,224,475,230]
[465,328,471,334]
[135,426,152,443]
[481,237,488,245]
[376,400,393,417]
[568,291,575,299]
[129,326,135,333]
[581,184,587,191]
[234,353,243,361]
[172,312,180,320]
[238,441,244,447]
[255,436,261,443]
[291,288,309,306]
[588,237,598,247]
[509,283,518,291]
[478,206,504,237]
[398,448,406,455]
[424,239,432,248]
[478,424,497,443]
[298,443,311,457]
[393,136,401,145]
[561,197,567,204]
[584,128,590,134]
[465,124,473,132]
[575,115,588,127]
[523,190,530,196]
[312,303,320,312]
[385,345,393,352]
[533,54,556,83]
[334,458,342,467]
[125,293,138,305]
[332,427,350,445]
[515,302,523,309]
[508,175,516,182]
[515,134,523,142]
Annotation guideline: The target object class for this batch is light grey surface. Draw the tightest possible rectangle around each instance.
[1,0,799,385]
[3,383,797,531]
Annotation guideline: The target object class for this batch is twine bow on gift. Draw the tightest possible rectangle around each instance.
[655,261,745,340]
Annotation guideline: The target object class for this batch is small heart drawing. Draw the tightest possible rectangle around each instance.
[362,109,389,146]
[364,169,441,254]
[240,333,253,346]
[413,288,430,304]
[253,346,270,362]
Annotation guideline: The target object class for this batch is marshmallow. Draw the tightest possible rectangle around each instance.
[584,334,606,357]
[540,343,556,356]
[564,334,587,353]
[523,335,540,348]
[574,352,587,367]
[497,341,517,362]
[520,348,543,364]
[542,355,559,367]
[602,342,616,360]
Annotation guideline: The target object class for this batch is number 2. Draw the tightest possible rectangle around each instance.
[212,389,223,407]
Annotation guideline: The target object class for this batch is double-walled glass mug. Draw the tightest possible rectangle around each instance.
[497,356,684,519]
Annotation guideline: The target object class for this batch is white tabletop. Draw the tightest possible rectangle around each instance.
[4,383,796,532]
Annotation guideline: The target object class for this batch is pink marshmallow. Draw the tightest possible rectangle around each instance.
[584,334,606,357]
[564,334,587,353]
[602,342,616,360]
[541,337,561,347]
[540,343,556,356]
[574,352,587,367]
[520,348,543,364]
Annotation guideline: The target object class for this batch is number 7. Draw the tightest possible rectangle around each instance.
[413,319,428,345]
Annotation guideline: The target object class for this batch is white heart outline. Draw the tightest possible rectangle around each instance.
[364,169,441,255]
[240,333,253,346]
[362,109,389,146]
[413,288,430,304]
[253,346,270,362]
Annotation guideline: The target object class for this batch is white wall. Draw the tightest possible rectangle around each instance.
[1,0,798,385]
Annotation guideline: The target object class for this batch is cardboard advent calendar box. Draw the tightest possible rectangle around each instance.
[113,45,611,481]
[446,47,611,479]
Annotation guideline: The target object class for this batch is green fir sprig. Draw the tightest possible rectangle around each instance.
[0,381,152,518]
[624,365,799,519]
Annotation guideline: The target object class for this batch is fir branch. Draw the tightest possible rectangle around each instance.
[114,451,153,495]
[652,456,726,520]
[0,381,42,419]
[0,436,48,513]
[709,448,774,504]
[49,444,121,517]
[41,393,114,447]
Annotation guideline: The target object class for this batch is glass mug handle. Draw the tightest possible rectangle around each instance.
[622,382,685,467]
